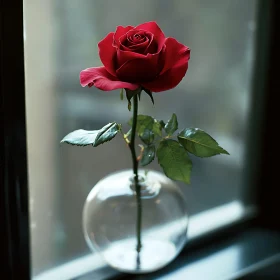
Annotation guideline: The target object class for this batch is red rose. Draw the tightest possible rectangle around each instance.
[80,21,190,92]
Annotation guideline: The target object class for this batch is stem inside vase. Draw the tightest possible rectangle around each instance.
[128,93,142,264]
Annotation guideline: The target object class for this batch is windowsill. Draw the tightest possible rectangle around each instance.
[33,202,258,280]
[109,227,280,280]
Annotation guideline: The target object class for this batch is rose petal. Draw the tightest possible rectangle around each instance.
[119,32,149,53]
[117,49,146,67]
[98,32,117,76]
[135,21,165,52]
[119,31,155,55]
[160,37,190,74]
[80,66,139,91]
[120,41,149,52]
[113,25,134,48]
[145,38,158,54]
[116,54,159,83]
[126,30,147,44]
[141,47,190,92]
[125,30,149,46]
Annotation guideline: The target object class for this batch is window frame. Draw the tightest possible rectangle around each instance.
[0,1,30,279]
[1,0,279,279]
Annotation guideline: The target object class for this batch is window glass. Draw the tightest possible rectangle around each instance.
[24,0,258,278]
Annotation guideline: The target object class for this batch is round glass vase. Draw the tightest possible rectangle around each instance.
[82,169,189,274]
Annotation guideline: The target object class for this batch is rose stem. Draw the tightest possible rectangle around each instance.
[129,93,142,256]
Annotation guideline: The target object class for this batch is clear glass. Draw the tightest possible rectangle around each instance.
[83,169,188,273]
[23,0,258,279]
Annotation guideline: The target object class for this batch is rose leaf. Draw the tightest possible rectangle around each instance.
[128,115,161,137]
[156,139,192,184]
[139,129,155,145]
[140,144,155,166]
[164,113,178,136]
[159,120,165,129]
[178,128,230,157]
[60,122,120,147]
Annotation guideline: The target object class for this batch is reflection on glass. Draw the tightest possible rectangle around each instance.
[24,0,258,278]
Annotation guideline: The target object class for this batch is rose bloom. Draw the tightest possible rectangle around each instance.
[80,21,190,92]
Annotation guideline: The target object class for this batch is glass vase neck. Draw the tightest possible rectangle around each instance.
[129,174,160,199]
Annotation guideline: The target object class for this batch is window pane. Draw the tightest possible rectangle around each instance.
[24,0,258,278]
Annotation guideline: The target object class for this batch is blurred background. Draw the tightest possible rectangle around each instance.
[23,0,258,278]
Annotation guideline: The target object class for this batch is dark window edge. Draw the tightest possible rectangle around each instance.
[0,1,30,279]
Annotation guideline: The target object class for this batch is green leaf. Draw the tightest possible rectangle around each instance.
[178,128,230,157]
[164,113,178,136]
[159,120,165,129]
[60,130,99,146]
[156,139,192,184]
[120,88,124,100]
[60,122,120,147]
[143,88,154,104]
[94,122,120,147]
[140,129,154,145]
[140,145,155,166]
[128,115,161,137]
[152,121,162,136]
